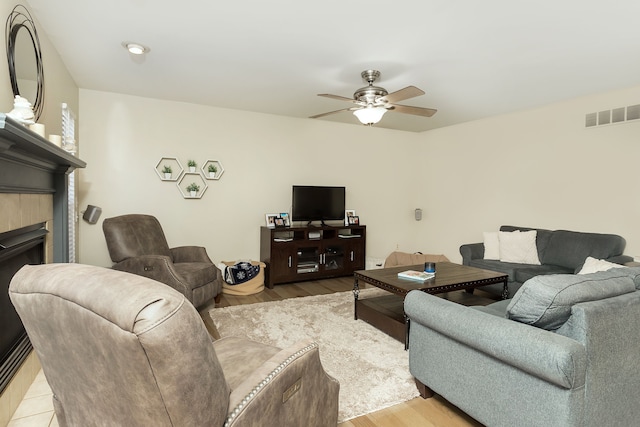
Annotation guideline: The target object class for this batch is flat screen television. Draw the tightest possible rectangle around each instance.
[291,185,345,225]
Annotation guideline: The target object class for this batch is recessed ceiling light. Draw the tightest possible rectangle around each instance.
[122,42,149,55]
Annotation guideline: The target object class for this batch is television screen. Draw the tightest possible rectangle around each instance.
[291,186,345,224]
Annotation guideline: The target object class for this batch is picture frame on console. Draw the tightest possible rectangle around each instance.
[345,210,355,226]
[280,212,291,227]
[348,215,360,225]
[265,214,278,228]
[274,217,286,227]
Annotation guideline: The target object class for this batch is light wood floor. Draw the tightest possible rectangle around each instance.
[208,276,486,427]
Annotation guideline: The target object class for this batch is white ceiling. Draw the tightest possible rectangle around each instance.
[24,0,640,132]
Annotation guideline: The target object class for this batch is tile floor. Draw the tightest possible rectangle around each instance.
[8,370,56,427]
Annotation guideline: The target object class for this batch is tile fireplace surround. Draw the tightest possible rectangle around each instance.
[0,113,85,425]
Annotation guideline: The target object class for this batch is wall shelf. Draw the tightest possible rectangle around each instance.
[155,157,183,182]
[177,172,207,199]
[202,159,224,180]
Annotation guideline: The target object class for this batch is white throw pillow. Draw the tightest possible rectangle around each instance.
[578,256,621,275]
[498,230,541,265]
[483,231,500,260]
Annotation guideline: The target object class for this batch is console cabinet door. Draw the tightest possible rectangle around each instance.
[345,239,365,271]
[270,244,297,283]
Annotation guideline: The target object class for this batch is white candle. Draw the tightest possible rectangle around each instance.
[29,123,46,138]
[48,134,62,147]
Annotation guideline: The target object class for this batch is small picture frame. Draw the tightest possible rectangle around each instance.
[348,215,360,225]
[274,217,286,228]
[265,213,279,228]
[345,210,356,226]
[280,212,291,227]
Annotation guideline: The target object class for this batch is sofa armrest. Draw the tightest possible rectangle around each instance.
[225,339,339,427]
[170,246,213,263]
[459,242,484,265]
[112,255,189,296]
[405,291,587,389]
[606,254,635,265]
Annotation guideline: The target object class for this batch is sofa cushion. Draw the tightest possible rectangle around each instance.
[499,230,540,265]
[514,265,573,284]
[577,256,622,275]
[541,230,627,269]
[506,270,636,330]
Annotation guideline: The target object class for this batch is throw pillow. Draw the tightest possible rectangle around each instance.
[577,256,622,275]
[483,231,500,260]
[506,271,635,330]
[499,230,541,265]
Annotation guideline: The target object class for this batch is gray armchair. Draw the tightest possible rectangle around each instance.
[9,263,340,426]
[103,214,221,309]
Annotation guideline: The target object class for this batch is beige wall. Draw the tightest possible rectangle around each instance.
[77,90,423,267]
[78,86,640,268]
[412,85,640,262]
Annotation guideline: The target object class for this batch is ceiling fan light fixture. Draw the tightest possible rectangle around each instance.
[353,106,387,125]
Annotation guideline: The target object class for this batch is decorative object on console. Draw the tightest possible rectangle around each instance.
[348,215,359,225]
[265,213,279,228]
[344,209,355,226]
[6,5,45,122]
[280,212,290,227]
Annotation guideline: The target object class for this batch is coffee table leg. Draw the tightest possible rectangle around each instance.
[501,279,509,300]
[353,278,360,320]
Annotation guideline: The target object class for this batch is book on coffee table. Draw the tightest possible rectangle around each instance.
[397,270,435,281]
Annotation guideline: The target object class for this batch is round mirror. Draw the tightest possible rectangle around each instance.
[5,5,44,121]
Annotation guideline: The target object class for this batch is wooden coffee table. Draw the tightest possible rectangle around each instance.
[353,262,508,348]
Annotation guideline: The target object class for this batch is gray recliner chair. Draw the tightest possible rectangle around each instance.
[102,213,221,309]
[9,263,340,426]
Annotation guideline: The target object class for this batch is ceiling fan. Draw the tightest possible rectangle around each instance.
[309,70,437,126]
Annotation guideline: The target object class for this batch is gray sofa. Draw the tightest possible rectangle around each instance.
[460,225,632,298]
[405,267,640,427]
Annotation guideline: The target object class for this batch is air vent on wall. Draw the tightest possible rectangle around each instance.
[586,104,640,128]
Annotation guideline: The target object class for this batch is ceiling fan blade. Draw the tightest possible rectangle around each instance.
[309,107,359,119]
[380,86,425,104]
[318,93,357,103]
[388,104,437,117]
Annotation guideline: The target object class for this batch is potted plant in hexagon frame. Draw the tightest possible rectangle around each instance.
[207,163,218,179]
[188,160,197,173]
[162,165,172,179]
[186,182,200,197]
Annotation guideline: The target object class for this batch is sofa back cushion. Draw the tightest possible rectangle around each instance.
[506,270,635,331]
[541,230,626,269]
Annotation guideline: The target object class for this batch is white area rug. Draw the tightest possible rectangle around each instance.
[208,288,419,422]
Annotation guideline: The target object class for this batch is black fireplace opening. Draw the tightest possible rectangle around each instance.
[0,223,47,394]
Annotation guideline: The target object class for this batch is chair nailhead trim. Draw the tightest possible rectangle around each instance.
[223,342,318,427]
